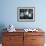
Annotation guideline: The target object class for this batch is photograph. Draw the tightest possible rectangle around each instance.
[17,7,35,22]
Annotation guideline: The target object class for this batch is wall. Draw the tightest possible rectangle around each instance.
[0,0,46,29]
[0,0,46,44]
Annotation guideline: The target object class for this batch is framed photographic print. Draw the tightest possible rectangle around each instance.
[17,7,35,22]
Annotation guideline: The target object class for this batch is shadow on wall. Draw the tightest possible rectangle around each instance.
[0,24,7,43]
